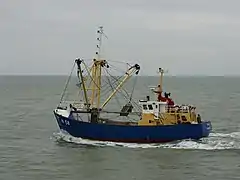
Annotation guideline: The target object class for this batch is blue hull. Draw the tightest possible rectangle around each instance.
[54,112,212,143]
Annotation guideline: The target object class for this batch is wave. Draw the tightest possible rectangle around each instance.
[52,131,240,150]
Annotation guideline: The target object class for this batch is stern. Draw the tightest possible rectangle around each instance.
[201,121,212,137]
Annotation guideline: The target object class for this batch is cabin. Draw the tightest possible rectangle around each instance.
[138,100,167,125]
[165,105,197,124]
[138,99,198,126]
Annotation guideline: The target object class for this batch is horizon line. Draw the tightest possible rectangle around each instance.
[0,74,240,77]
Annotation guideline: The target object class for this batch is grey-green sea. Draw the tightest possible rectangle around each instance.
[0,76,240,180]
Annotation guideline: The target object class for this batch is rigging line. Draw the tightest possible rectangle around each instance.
[104,68,131,100]
[65,63,90,103]
[99,82,123,108]
[103,68,122,109]
[105,82,140,112]
[108,63,153,93]
[82,60,93,79]
[98,66,125,96]
[100,72,122,91]
[100,79,129,107]
[107,63,130,75]
[99,72,124,98]
[107,59,138,67]
[74,83,84,105]
[90,74,120,100]
[104,68,141,113]
[129,76,138,102]
[58,62,76,106]
[75,59,100,93]
[76,71,89,88]
[104,68,129,96]
[81,60,101,90]
[104,69,141,111]
[77,62,122,103]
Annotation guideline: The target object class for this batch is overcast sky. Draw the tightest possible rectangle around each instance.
[1,0,240,76]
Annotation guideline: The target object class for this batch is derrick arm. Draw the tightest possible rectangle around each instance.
[100,64,140,109]
[75,58,90,108]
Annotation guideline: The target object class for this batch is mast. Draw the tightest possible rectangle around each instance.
[158,68,165,92]
[96,26,105,60]
[87,26,140,110]
[90,26,108,109]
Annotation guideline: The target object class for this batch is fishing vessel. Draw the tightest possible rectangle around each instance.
[53,27,212,143]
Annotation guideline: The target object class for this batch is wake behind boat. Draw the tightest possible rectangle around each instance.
[53,27,212,143]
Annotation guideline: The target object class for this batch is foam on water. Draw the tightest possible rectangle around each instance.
[52,131,240,150]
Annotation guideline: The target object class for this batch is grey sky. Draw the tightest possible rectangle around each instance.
[1,0,240,75]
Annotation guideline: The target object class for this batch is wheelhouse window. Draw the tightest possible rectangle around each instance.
[143,104,148,110]
[148,104,153,110]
